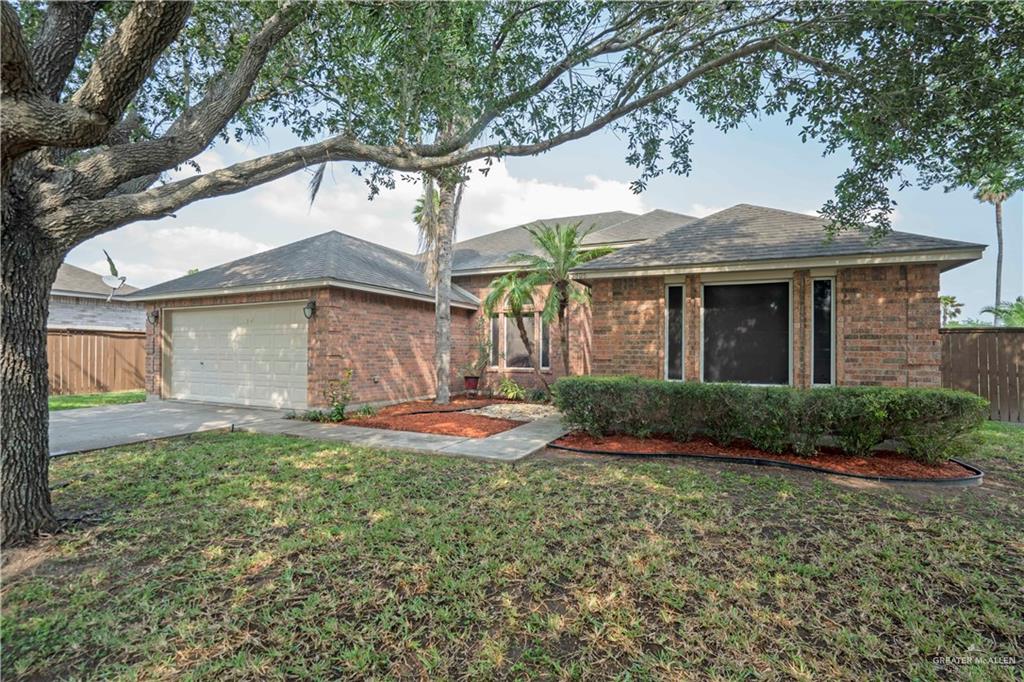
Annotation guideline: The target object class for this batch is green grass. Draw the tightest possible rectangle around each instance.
[3,423,1022,680]
[48,390,146,411]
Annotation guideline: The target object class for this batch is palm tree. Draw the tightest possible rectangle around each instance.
[981,297,1024,327]
[509,222,613,376]
[974,181,1009,324]
[939,295,964,327]
[483,271,549,392]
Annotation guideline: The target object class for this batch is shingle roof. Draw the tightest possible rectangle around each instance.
[128,231,477,305]
[575,204,985,273]
[583,209,697,245]
[452,211,636,272]
[53,263,138,297]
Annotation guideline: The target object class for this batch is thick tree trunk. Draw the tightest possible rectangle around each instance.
[433,183,456,404]
[994,200,1003,325]
[2,212,61,546]
[515,315,550,393]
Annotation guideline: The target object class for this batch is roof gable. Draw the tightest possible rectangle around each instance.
[53,263,138,297]
[575,204,984,273]
[128,231,476,305]
[451,211,636,273]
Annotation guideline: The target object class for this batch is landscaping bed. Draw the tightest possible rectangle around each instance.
[347,397,524,437]
[551,433,981,481]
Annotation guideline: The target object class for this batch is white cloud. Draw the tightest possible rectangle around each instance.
[74,225,271,288]
[690,203,725,218]
[67,157,649,289]
[801,208,821,217]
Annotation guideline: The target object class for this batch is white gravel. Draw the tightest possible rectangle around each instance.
[466,402,561,422]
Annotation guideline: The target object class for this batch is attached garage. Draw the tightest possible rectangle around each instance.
[166,302,308,409]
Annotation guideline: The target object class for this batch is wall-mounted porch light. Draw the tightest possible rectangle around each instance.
[303,300,317,320]
[146,309,160,325]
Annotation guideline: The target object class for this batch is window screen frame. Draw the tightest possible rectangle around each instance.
[811,277,836,386]
[488,314,500,368]
[699,279,793,386]
[664,284,685,381]
[499,311,549,371]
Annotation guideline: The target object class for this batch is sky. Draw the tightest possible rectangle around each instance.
[68,110,1022,321]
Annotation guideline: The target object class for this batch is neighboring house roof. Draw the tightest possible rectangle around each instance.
[52,263,138,299]
[127,230,479,308]
[575,204,985,276]
[582,209,697,246]
[451,211,637,274]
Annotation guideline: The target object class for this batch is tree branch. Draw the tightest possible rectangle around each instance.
[1,1,37,98]
[31,1,101,101]
[53,34,784,245]
[70,1,309,199]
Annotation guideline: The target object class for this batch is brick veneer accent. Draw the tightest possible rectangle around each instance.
[453,274,591,391]
[590,276,664,377]
[835,264,941,387]
[144,287,475,408]
[586,264,942,388]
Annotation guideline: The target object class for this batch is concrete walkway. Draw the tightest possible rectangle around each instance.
[242,414,568,463]
[50,401,285,456]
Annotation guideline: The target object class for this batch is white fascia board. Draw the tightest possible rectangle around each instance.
[571,248,984,280]
[126,278,479,309]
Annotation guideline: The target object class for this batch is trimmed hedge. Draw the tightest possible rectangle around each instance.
[552,376,989,465]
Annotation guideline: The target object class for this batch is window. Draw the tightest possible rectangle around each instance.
[703,282,790,385]
[498,312,549,370]
[666,285,684,380]
[812,279,834,385]
[489,315,500,367]
[540,317,550,369]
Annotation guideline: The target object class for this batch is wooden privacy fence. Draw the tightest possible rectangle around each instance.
[47,328,145,395]
[940,328,1024,423]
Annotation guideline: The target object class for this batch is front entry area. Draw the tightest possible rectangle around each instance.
[165,302,308,409]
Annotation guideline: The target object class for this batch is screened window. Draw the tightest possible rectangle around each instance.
[812,279,833,385]
[489,315,500,367]
[540,317,551,369]
[499,313,548,369]
[666,285,684,380]
[703,282,790,385]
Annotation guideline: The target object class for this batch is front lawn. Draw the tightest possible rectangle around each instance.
[3,423,1021,679]
[48,390,146,411]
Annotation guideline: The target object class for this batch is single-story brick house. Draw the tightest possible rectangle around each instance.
[49,263,144,331]
[128,204,983,409]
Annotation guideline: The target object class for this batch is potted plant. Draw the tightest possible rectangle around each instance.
[461,321,492,394]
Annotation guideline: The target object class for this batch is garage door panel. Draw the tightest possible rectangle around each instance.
[169,303,308,409]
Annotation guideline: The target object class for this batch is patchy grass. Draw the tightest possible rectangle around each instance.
[2,422,1021,680]
[48,390,146,411]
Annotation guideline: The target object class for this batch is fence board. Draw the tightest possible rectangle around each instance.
[941,328,1023,422]
[46,328,145,395]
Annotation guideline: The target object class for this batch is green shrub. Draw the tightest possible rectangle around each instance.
[552,376,988,464]
[497,376,526,401]
[527,388,548,403]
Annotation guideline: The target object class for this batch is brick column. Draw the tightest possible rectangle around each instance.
[684,274,702,381]
[791,270,812,388]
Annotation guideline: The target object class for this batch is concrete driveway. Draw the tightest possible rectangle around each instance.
[49,401,287,457]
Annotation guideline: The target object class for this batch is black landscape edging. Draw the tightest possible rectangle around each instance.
[547,442,984,486]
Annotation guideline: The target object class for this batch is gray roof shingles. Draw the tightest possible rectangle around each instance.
[451,210,637,272]
[53,263,138,296]
[129,231,476,305]
[582,209,697,245]
[575,204,984,272]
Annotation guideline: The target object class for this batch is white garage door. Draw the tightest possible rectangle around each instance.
[168,303,308,409]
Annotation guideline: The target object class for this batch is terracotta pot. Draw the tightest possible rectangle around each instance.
[464,376,480,391]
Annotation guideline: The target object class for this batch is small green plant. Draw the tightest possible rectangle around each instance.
[527,387,548,403]
[322,369,354,421]
[460,318,493,377]
[498,376,526,400]
[350,404,378,418]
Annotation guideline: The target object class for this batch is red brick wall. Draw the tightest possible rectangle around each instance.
[144,287,475,408]
[835,264,941,387]
[590,276,664,377]
[453,274,591,392]
[586,264,942,388]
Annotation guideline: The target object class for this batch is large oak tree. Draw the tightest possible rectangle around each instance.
[2,0,1021,546]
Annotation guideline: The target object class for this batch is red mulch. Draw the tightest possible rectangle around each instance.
[551,433,976,480]
[348,398,522,438]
